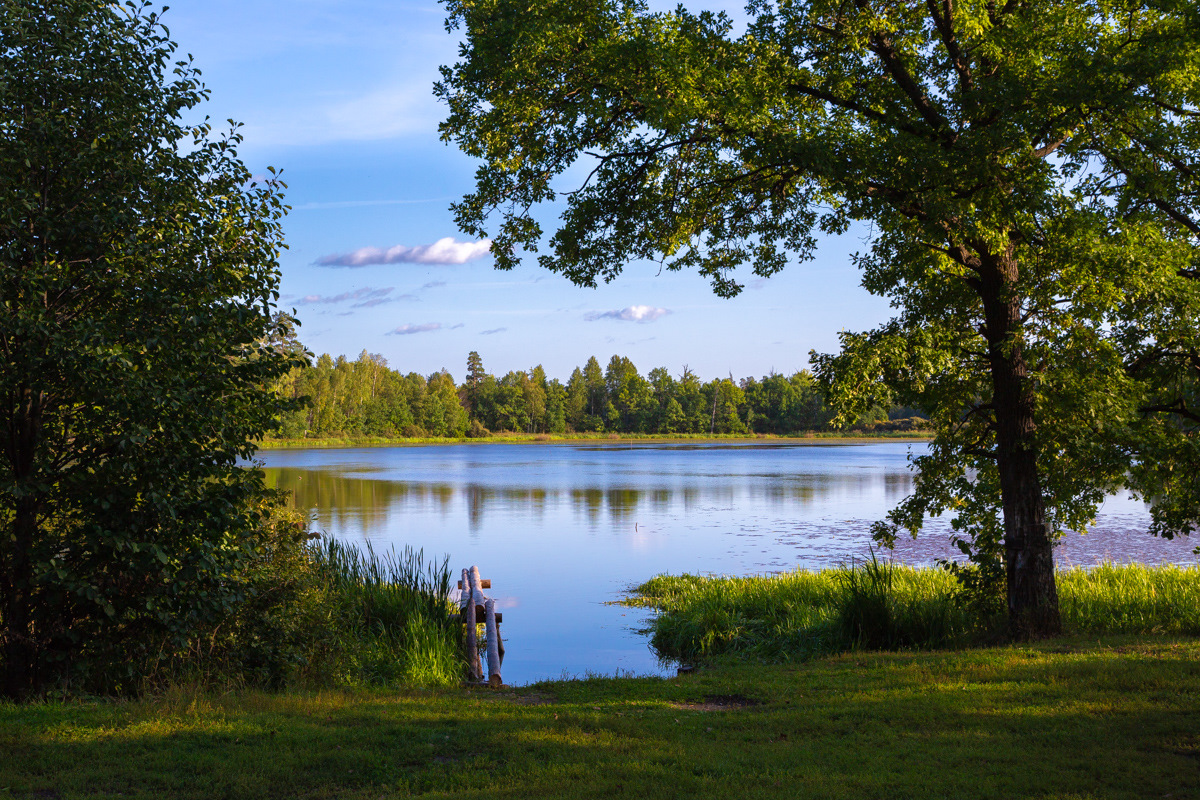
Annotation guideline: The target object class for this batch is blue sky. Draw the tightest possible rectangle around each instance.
[167,0,893,382]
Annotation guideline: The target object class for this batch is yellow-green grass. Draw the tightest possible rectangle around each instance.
[255,431,932,449]
[1,637,1197,799]
[630,563,1200,663]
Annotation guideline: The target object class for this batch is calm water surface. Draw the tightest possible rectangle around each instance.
[257,441,1194,685]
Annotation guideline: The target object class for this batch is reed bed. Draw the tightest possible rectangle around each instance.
[1059,563,1200,634]
[305,539,462,686]
[629,561,1200,663]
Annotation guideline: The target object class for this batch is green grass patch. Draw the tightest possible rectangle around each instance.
[181,508,463,692]
[1,637,1197,798]
[629,562,1200,663]
[304,539,462,687]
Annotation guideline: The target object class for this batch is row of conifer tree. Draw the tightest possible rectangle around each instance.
[271,348,926,439]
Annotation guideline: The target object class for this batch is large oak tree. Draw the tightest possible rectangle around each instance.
[438,0,1200,635]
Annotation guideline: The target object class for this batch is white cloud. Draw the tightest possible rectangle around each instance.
[316,238,493,267]
[387,323,441,336]
[584,305,670,323]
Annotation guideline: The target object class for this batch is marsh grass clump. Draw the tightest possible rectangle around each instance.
[1058,563,1200,634]
[630,560,982,663]
[837,553,971,650]
[630,559,1200,663]
[303,538,462,687]
[175,499,462,692]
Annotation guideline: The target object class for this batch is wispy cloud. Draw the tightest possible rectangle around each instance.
[387,323,441,336]
[584,305,670,323]
[422,280,447,290]
[481,327,507,335]
[241,80,441,148]
[353,297,398,308]
[298,287,394,306]
[316,238,492,267]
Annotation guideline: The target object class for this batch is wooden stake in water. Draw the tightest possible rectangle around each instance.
[461,568,482,682]
[485,598,502,687]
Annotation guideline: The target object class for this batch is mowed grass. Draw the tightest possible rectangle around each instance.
[1,636,1198,799]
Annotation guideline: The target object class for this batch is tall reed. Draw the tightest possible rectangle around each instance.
[305,538,462,686]
[630,561,1200,663]
[1059,563,1200,634]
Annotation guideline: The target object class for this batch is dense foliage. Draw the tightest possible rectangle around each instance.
[270,348,926,439]
[0,1,303,697]
[437,0,1200,635]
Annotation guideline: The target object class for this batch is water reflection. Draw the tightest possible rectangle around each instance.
[264,465,894,536]
[256,441,1194,685]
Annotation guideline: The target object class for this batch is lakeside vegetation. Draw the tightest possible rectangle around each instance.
[629,562,1200,664]
[3,636,1198,799]
[267,342,930,442]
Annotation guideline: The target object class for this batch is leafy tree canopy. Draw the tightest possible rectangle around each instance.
[0,0,302,697]
[438,0,1200,635]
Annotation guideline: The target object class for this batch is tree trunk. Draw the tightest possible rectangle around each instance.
[3,497,37,700]
[978,247,1062,639]
[3,387,43,699]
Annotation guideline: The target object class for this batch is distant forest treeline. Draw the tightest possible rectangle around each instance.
[270,347,928,440]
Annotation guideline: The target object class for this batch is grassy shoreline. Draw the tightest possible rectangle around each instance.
[3,635,1198,798]
[256,430,933,449]
[630,563,1200,664]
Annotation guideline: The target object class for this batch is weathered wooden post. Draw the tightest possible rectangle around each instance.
[457,565,504,687]
[460,568,482,682]
[484,598,502,687]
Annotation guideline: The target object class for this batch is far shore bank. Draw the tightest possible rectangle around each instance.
[255,430,933,449]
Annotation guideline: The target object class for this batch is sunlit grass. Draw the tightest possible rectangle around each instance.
[2,637,1198,799]
[1059,563,1200,634]
[304,539,462,688]
[629,562,1200,663]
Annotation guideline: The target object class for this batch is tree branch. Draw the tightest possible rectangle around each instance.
[925,0,974,91]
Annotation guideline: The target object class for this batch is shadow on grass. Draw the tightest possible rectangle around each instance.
[1,638,1198,799]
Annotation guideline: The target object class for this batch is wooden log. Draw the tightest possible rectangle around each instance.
[457,579,491,589]
[485,598,502,687]
[469,566,485,604]
[461,568,482,682]
[454,608,501,624]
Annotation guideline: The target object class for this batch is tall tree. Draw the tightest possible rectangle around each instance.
[438,0,1200,635]
[464,350,486,418]
[0,0,300,696]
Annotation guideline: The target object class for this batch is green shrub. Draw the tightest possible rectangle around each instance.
[152,495,463,692]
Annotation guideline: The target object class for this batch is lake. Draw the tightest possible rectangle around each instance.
[257,440,1195,685]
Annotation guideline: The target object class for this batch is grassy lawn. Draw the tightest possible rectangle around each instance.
[2,636,1198,799]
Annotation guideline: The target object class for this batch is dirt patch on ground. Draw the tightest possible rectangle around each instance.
[505,691,557,706]
[671,693,763,712]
